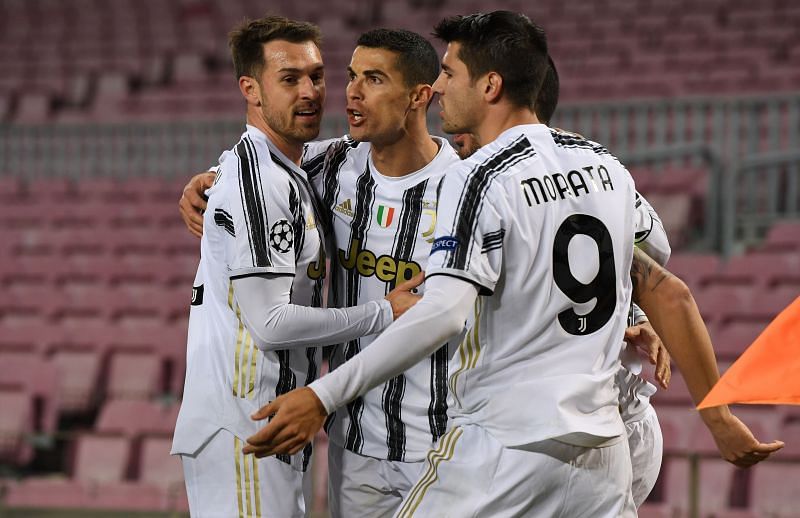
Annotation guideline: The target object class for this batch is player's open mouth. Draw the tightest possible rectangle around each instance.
[347,109,365,126]
[294,108,319,119]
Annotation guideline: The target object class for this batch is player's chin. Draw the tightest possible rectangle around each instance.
[292,124,321,142]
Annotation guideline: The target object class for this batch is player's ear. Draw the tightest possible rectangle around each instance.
[239,76,262,106]
[409,84,433,111]
[483,72,503,104]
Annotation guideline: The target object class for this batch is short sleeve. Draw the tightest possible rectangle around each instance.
[426,167,505,295]
[222,151,301,279]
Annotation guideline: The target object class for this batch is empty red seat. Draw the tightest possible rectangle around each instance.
[661,457,744,516]
[139,435,184,491]
[49,346,103,414]
[0,350,60,433]
[761,220,800,252]
[106,350,164,400]
[666,254,721,287]
[711,319,772,361]
[0,387,34,466]
[749,463,800,516]
[95,399,178,437]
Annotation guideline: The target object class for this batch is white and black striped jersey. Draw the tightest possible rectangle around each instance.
[428,124,635,448]
[172,125,324,472]
[306,136,461,462]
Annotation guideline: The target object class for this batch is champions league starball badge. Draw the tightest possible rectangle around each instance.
[269,219,294,253]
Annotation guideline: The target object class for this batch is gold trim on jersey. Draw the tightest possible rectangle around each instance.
[234,436,262,517]
[234,436,245,518]
[447,298,482,407]
[229,282,258,399]
[397,426,463,517]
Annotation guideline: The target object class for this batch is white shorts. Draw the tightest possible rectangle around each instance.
[626,405,663,508]
[327,440,424,518]
[394,424,636,518]
[179,428,307,518]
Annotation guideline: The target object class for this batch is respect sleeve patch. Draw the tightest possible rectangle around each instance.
[431,236,460,254]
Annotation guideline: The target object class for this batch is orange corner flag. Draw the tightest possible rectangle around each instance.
[698,296,800,409]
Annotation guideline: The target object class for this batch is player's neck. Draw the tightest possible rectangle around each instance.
[475,104,540,148]
[247,112,304,165]
[370,127,439,178]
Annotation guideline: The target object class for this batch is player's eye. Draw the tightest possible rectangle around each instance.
[283,76,298,84]
[311,73,324,85]
[367,75,381,84]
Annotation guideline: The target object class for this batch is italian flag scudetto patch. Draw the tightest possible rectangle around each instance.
[376,205,395,227]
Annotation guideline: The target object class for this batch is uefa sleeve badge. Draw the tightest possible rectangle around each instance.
[269,219,294,253]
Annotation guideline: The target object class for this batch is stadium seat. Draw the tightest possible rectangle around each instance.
[96,399,179,437]
[138,435,184,491]
[749,463,800,517]
[71,433,132,483]
[49,346,103,414]
[661,457,744,517]
[0,386,34,466]
[711,319,773,361]
[650,371,693,406]
[0,350,60,433]
[761,220,800,252]
[105,350,165,400]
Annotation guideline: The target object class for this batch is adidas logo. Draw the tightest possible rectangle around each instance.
[334,198,354,217]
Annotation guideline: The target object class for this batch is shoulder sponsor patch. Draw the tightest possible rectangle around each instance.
[431,236,460,254]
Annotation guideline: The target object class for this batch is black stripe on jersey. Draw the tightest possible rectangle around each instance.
[287,180,306,262]
[214,208,235,237]
[635,192,643,209]
[274,349,297,466]
[342,162,377,454]
[428,344,449,441]
[302,146,327,180]
[270,150,328,239]
[550,129,618,160]
[380,180,427,460]
[481,229,506,253]
[388,180,428,291]
[300,346,318,472]
[319,138,358,234]
[447,136,535,271]
[237,137,271,267]
[382,374,407,461]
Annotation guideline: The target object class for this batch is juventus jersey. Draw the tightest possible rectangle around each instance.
[428,124,635,448]
[172,125,324,472]
[305,136,461,462]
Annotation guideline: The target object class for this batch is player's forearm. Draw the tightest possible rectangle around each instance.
[310,276,477,414]
[233,275,393,351]
[630,249,730,421]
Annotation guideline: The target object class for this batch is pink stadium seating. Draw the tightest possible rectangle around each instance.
[105,350,164,400]
[71,433,132,483]
[661,457,744,517]
[96,400,179,437]
[711,319,772,361]
[0,350,60,433]
[650,371,693,406]
[138,435,184,491]
[49,346,103,414]
[0,387,34,466]
[761,221,800,252]
[749,463,800,517]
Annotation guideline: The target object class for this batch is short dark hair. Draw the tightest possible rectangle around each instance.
[229,15,322,79]
[356,28,440,88]
[433,11,548,110]
[534,56,559,125]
